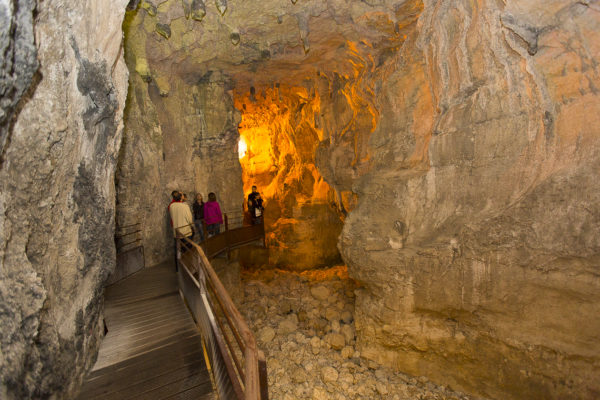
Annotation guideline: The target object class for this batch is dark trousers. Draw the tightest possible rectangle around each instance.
[194,219,205,242]
[173,238,178,271]
[207,223,220,237]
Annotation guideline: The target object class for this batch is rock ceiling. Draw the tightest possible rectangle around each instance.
[125,0,422,91]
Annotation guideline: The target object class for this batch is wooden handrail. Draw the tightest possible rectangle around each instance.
[117,222,141,229]
[176,230,268,399]
[115,220,143,254]
[187,237,262,398]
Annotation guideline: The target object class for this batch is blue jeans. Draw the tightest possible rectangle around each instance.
[194,219,205,242]
[207,223,220,237]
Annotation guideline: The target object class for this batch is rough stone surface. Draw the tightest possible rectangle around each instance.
[0,1,129,399]
[241,266,479,400]
[117,10,243,266]
[310,286,330,302]
[336,2,600,399]
[0,0,38,156]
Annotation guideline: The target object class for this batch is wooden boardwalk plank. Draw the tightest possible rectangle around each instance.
[76,262,213,400]
[92,327,199,371]
[126,367,212,400]
[87,359,208,400]
[161,382,216,400]
[86,338,203,382]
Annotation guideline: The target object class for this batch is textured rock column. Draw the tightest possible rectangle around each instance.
[0,1,129,398]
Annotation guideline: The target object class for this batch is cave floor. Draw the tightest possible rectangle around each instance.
[239,266,482,400]
[76,262,216,400]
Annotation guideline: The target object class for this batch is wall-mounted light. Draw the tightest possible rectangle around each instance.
[238,137,247,159]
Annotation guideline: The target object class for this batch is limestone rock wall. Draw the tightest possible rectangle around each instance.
[117,8,243,266]
[0,0,37,156]
[339,1,600,398]
[0,1,129,398]
[117,0,420,268]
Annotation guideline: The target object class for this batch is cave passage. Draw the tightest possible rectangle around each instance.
[116,0,399,270]
[2,0,598,399]
[236,86,344,269]
[108,1,600,399]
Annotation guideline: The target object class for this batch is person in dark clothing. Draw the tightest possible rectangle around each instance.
[192,193,205,242]
[247,185,264,225]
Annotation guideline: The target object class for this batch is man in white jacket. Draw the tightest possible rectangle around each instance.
[169,192,194,270]
[170,195,194,238]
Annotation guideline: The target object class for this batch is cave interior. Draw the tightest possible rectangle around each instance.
[0,0,599,399]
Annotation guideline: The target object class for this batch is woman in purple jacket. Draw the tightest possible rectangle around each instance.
[203,192,223,237]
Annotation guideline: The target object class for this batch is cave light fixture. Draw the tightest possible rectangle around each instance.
[238,136,248,159]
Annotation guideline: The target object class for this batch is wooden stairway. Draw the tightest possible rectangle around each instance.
[76,262,215,400]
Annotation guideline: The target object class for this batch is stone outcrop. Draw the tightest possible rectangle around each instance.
[337,1,600,399]
[0,1,129,398]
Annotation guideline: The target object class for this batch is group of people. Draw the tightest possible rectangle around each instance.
[168,186,265,268]
[168,190,223,243]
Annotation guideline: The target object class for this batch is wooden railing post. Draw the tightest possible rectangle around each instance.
[224,213,230,260]
[258,351,269,400]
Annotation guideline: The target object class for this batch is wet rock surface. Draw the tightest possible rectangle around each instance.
[240,267,482,400]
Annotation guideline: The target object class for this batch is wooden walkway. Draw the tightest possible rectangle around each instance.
[77,263,215,400]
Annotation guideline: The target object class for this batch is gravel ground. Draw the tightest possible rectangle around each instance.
[239,266,483,400]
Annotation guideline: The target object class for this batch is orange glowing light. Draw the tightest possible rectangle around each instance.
[235,85,331,204]
[238,136,247,159]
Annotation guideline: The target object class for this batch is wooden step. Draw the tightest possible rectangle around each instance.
[76,263,214,399]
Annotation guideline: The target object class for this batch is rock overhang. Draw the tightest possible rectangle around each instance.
[125,0,423,92]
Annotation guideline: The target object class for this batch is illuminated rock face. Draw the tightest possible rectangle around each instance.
[117,7,246,266]
[236,87,343,269]
[119,0,600,398]
[117,0,402,267]
[0,1,129,398]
